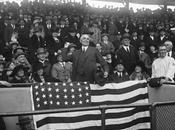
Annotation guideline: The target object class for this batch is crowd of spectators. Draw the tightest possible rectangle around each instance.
[1,1,175,129]
[0,0,175,86]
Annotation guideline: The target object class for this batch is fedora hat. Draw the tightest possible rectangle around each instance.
[36,47,48,55]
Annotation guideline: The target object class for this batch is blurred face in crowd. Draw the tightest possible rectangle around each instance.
[139,34,144,40]
[135,65,142,73]
[158,45,167,58]
[0,64,4,72]
[80,34,90,46]
[37,68,44,76]
[69,47,76,54]
[19,20,25,26]
[122,38,130,46]
[96,43,101,51]
[17,69,25,77]
[150,45,156,52]
[37,52,48,61]
[116,34,122,40]
[16,55,27,63]
[139,45,145,51]
[164,41,173,52]
[11,44,18,51]
[160,31,166,36]
[115,64,124,72]
[102,35,108,42]
[132,32,137,38]
[46,20,51,25]
[106,53,112,63]
[57,55,63,62]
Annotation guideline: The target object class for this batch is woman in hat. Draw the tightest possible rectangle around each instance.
[100,33,115,55]
[32,64,51,83]
[9,65,30,83]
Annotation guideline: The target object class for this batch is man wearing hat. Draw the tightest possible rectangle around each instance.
[115,33,139,75]
[145,29,158,50]
[158,29,169,45]
[64,27,81,49]
[33,47,52,80]
[51,53,72,82]
[70,33,109,83]
[108,59,129,83]
[10,65,30,83]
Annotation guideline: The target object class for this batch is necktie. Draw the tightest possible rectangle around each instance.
[127,47,130,53]
[119,73,122,78]
[82,47,86,53]
[61,62,65,68]
[168,52,170,57]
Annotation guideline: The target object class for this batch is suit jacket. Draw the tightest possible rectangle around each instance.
[145,35,159,49]
[71,46,109,83]
[51,62,72,82]
[109,71,129,83]
[116,45,139,75]
[4,24,16,43]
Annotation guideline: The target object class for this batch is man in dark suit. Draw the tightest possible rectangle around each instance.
[145,29,158,51]
[71,33,109,83]
[115,34,139,75]
[108,60,129,83]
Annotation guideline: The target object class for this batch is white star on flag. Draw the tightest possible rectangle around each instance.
[70,83,73,86]
[71,88,74,92]
[56,101,60,105]
[72,101,75,105]
[42,94,46,98]
[77,82,80,86]
[79,100,82,104]
[48,87,52,91]
[36,97,40,101]
[50,101,53,104]
[35,85,39,89]
[64,95,68,99]
[41,88,45,92]
[86,99,89,103]
[63,89,67,92]
[49,94,52,98]
[55,88,59,92]
[35,92,39,95]
[56,95,59,98]
[44,101,47,105]
[71,95,75,99]
[64,101,68,105]
[78,88,82,92]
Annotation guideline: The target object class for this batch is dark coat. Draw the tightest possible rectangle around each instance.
[33,60,52,79]
[116,45,139,75]
[71,46,109,83]
[108,71,129,83]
